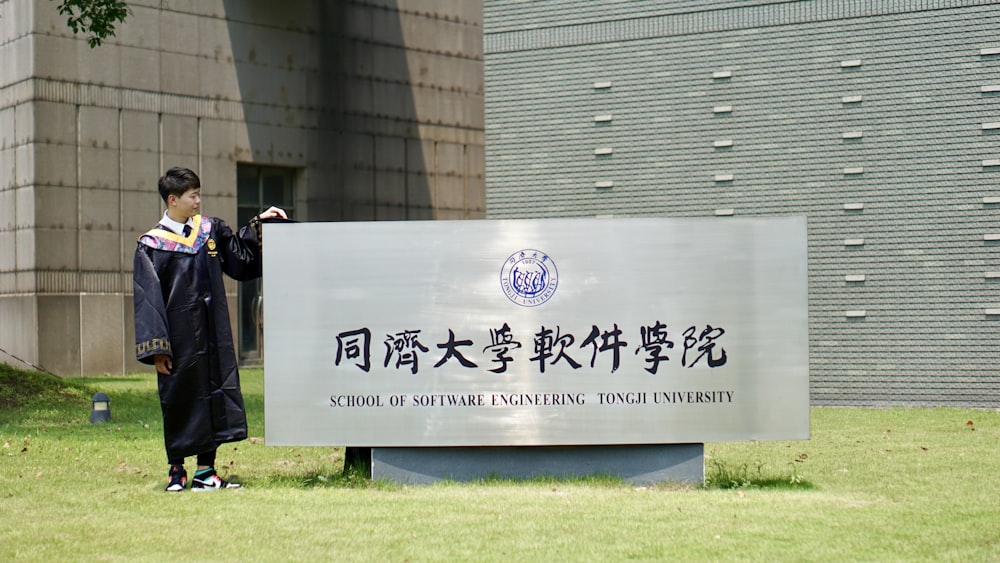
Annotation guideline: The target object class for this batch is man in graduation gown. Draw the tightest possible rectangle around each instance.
[133,166,287,492]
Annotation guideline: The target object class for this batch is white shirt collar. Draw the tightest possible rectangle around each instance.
[161,212,194,235]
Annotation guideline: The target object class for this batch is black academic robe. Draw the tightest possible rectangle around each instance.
[133,214,263,462]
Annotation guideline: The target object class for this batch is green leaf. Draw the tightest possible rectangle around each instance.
[50,0,130,48]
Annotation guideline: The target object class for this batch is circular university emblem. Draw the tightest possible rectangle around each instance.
[500,249,558,307]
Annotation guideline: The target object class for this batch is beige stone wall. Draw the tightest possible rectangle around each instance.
[0,0,484,375]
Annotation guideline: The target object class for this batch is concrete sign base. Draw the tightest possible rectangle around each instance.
[371,444,704,485]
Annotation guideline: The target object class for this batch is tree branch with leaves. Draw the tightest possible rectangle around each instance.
[52,0,129,48]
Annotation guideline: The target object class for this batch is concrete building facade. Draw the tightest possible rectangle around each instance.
[483,0,1000,407]
[0,0,484,375]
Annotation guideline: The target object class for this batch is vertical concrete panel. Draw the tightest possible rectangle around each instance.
[37,295,81,376]
[79,106,120,150]
[160,52,201,97]
[0,0,13,44]
[12,98,33,146]
[122,294,148,373]
[34,228,78,270]
[300,167,340,221]
[115,4,162,51]
[80,229,121,271]
[435,175,466,211]
[122,150,161,193]
[161,115,198,157]
[200,156,237,199]
[375,205,408,221]
[33,34,83,83]
[407,206,435,220]
[0,107,16,196]
[80,39,122,88]
[437,142,463,175]
[372,43,409,83]
[0,105,13,154]
[375,170,406,208]
[122,189,162,233]
[343,201,376,221]
[375,135,406,207]
[406,139,434,210]
[433,208,466,220]
[411,84,442,125]
[0,149,13,190]
[172,0,226,19]
[79,148,120,190]
[161,153,198,174]
[120,112,161,270]
[344,133,374,204]
[120,234,140,277]
[14,219,34,271]
[32,25,121,85]
[14,143,35,187]
[407,138,433,174]
[195,15,234,62]
[122,111,159,154]
[237,64,298,107]
[433,142,465,210]
[0,189,14,233]
[404,50,435,89]
[0,296,37,365]
[465,143,486,214]
[34,185,77,229]
[202,194,237,225]
[79,186,120,231]
[14,183,34,229]
[243,121,296,163]
[32,101,76,146]
[159,9,200,56]
[121,45,162,92]
[344,77,375,116]
[33,143,77,187]
[266,125,308,166]
[232,121,252,163]
[344,169,375,213]
[200,119,236,161]
[461,91,485,130]
[81,295,124,374]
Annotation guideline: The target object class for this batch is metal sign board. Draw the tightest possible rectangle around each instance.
[263,217,809,446]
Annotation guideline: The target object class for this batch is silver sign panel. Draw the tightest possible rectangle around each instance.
[263,217,809,446]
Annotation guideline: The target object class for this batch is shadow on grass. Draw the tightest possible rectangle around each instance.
[250,470,673,491]
[252,465,395,490]
[474,473,630,487]
[0,365,93,426]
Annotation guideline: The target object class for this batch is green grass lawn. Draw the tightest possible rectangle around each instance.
[1,364,998,561]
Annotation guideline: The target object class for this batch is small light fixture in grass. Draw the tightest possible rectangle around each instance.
[90,392,110,424]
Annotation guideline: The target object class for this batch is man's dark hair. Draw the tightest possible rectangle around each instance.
[158,167,201,204]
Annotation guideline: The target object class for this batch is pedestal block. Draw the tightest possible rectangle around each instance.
[371,444,704,485]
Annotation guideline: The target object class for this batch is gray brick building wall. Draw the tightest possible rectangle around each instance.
[0,0,484,376]
[484,0,1000,407]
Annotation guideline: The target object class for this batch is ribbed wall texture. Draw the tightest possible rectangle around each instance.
[484,0,1000,407]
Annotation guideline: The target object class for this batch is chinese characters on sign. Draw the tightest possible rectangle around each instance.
[264,217,809,447]
[335,321,727,376]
